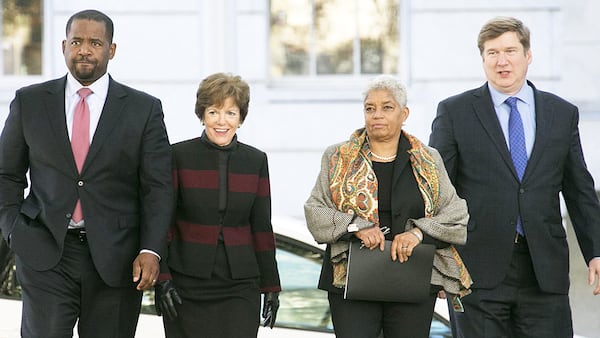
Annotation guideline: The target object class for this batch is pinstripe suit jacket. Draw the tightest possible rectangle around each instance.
[429,81,600,293]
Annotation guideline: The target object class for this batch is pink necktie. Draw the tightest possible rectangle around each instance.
[71,88,92,223]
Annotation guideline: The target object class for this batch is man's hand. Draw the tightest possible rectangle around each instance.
[155,280,182,320]
[262,292,280,329]
[132,252,159,291]
[588,257,600,295]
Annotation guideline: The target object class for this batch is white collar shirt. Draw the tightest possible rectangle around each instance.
[65,72,110,143]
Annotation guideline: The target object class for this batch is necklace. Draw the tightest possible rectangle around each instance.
[366,136,397,161]
[370,151,397,161]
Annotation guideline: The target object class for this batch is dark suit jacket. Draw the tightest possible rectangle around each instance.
[429,81,600,294]
[163,135,281,293]
[0,75,173,287]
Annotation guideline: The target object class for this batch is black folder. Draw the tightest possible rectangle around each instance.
[344,241,435,303]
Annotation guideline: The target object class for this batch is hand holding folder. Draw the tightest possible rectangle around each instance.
[344,241,435,303]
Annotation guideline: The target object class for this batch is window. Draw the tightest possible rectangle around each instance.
[269,0,398,78]
[1,0,43,75]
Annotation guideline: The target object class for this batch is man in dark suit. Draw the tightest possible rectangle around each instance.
[0,9,172,337]
[429,16,600,337]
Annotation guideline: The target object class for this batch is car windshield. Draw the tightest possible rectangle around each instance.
[274,236,332,331]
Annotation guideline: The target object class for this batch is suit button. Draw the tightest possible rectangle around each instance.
[519,188,525,193]
[78,180,84,187]
[66,213,72,218]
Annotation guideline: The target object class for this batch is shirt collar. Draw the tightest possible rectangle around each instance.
[488,82,534,108]
[65,72,110,99]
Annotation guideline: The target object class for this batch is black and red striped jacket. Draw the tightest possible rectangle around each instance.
[161,134,281,292]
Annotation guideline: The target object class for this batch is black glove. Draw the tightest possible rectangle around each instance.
[154,280,182,320]
[262,292,280,329]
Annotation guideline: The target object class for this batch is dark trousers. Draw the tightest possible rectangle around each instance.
[448,237,573,338]
[16,232,142,338]
[328,291,437,338]
[163,241,261,338]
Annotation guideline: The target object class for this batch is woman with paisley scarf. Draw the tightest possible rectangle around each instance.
[304,75,472,338]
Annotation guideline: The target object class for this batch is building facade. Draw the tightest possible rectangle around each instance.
[1,0,599,334]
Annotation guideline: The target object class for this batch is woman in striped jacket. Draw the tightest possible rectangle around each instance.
[155,73,281,337]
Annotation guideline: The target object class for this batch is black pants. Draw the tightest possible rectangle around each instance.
[448,238,573,338]
[16,232,142,338]
[163,242,261,338]
[328,291,437,338]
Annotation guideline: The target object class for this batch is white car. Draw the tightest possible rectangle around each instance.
[260,215,453,338]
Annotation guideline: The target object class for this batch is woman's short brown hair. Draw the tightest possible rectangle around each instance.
[195,73,250,122]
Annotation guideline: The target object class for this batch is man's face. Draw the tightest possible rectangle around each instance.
[481,31,532,95]
[62,19,115,86]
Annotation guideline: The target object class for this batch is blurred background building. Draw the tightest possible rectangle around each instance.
[1,0,599,335]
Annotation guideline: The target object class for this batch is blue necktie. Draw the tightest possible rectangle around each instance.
[506,96,527,236]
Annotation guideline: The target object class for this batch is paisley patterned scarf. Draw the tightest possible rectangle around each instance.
[329,128,438,234]
[328,128,471,293]
[329,129,379,226]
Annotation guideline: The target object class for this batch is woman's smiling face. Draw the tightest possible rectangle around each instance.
[202,96,241,146]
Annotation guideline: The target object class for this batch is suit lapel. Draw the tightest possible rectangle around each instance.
[522,82,552,182]
[472,84,520,180]
[82,78,127,173]
[44,77,78,173]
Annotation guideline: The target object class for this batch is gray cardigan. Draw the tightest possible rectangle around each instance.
[304,142,471,295]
